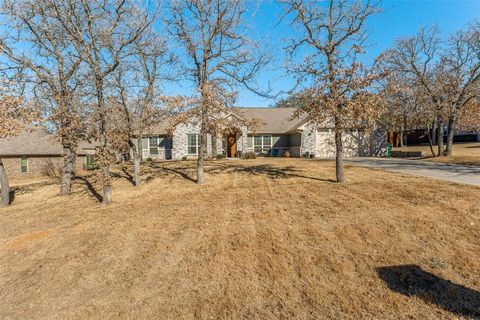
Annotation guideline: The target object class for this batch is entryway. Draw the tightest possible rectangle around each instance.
[227,133,237,158]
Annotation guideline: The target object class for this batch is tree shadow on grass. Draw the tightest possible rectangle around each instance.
[74,176,103,203]
[220,164,336,183]
[110,167,136,186]
[149,161,335,183]
[160,166,197,183]
[148,162,197,183]
[8,190,15,204]
[377,265,480,318]
[466,145,480,149]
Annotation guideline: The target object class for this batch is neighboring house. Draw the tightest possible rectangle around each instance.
[386,127,480,147]
[139,107,386,160]
[0,127,95,177]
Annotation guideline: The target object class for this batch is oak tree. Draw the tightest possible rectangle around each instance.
[167,0,269,183]
[280,0,383,182]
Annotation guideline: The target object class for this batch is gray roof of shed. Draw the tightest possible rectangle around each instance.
[0,127,95,156]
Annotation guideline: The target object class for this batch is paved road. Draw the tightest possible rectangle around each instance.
[346,158,480,187]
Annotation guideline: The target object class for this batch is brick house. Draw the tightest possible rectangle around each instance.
[0,127,95,178]
[137,107,386,160]
[0,108,386,177]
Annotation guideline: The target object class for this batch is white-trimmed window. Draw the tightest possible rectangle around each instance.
[187,134,199,155]
[253,135,272,153]
[149,136,159,155]
[20,156,28,173]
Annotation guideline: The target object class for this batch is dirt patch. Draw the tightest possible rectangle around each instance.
[4,230,52,251]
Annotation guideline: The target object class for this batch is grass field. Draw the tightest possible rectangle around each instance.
[394,142,480,166]
[1,159,479,319]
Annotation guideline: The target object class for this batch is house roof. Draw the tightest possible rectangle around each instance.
[236,107,306,134]
[0,127,95,156]
[150,107,306,135]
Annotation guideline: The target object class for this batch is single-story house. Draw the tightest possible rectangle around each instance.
[137,107,386,160]
[0,108,386,177]
[0,127,96,178]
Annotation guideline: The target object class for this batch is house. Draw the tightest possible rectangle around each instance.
[137,107,386,160]
[0,127,95,177]
[0,108,386,177]
[386,128,480,147]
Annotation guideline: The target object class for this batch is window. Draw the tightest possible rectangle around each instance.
[253,135,272,154]
[85,154,96,170]
[20,156,28,173]
[187,134,199,155]
[149,136,159,155]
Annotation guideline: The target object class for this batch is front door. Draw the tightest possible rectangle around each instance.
[227,133,237,157]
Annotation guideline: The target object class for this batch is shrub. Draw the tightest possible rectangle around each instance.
[181,156,188,161]
[283,150,290,158]
[40,159,62,178]
[146,157,153,162]
[215,154,226,159]
[242,151,256,159]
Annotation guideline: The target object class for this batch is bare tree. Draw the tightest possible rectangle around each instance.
[52,0,157,206]
[383,27,450,156]
[280,0,383,182]
[0,82,37,207]
[441,24,480,155]
[383,24,480,156]
[113,33,170,186]
[456,98,480,133]
[0,0,84,195]
[380,71,438,156]
[167,0,269,184]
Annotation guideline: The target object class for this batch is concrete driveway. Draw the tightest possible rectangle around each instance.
[346,158,480,187]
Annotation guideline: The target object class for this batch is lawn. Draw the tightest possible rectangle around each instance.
[394,142,480,166]
[1,159,479,319]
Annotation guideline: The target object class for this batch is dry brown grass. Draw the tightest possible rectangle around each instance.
[1,158,479,319]
[394,142,480,166]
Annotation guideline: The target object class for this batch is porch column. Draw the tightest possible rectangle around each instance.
[240,126,248,153]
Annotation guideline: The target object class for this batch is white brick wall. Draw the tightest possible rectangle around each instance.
[172,122,214,159]
[171,122,249,159]
[156,116,385,160]
[302,124,317,156]
[314,128,385,158]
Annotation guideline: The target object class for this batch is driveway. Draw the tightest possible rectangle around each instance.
[346,158,480,187]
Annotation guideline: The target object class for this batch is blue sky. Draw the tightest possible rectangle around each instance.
[164,0,480,108]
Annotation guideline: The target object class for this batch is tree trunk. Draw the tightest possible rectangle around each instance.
[445,115,456,156]
[211,131,218,158]
[0,158,10,207]
[60,145,76,194]
[101,164,112,207]
[134,154,141,187]
[399,125,404,147]
[196,121,207,184]
[426,129,436,157]
[129,139,141,186]
[436,117,444,157]
[335,128,345,183]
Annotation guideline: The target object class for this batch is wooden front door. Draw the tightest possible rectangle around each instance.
[227,133,237,157]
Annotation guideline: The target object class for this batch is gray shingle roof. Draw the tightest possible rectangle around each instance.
[236,107,305,134]
[0,127,95,156]
[150,107,306,135]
